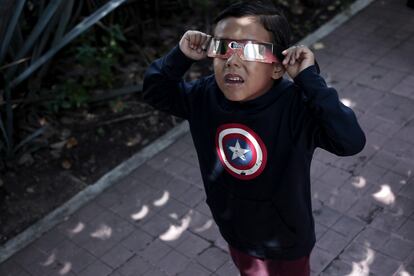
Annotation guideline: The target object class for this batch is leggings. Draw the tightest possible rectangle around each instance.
[228,245,310,276]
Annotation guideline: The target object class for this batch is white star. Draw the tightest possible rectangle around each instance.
[228,140,250,161]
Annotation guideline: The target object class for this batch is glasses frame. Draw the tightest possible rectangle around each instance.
[207,38,279,64]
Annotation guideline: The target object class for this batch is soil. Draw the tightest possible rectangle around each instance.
[0,0,356,246]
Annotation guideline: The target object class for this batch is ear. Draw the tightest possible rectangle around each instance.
[271,63,285,79]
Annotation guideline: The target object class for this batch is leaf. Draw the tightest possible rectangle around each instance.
[66,137,78,149]
[61,159,72,169]
[10,0,127,87]
[5,0,63,78]
[13,125,47,153]
[0,0,26,65]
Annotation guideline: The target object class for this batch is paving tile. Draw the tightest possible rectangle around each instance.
[195,200,212,217]
[146,151,174,171]
[315,222,328,241]
[346,196,384,224]
[141,268,167,276]
[32,228,67,254]
[77,259,112,276]
[157,197,190,220]
[397,218,414,242]
[310,160,330,179]
[138,239,172,264]
[140,169,174,191]
[331,215,365,241]
[313,205,342,227]
[380,236,414,261]
[369,250,401,276]
[100,243,135,269]
[117,255,152,276]
[391,74,414,100]
[323,186,359,213]
[180,165,204,186]
[157,250,191,275]
[196,247,229,272]
[215,260,240,276]
[387,195,414,217]
[140,213,174,238]
[76,211,135,257]
[120,228,153,253]
[310,247,336,275]
[319,167,352,189]
[12,244,48,268]
[176,231,210,258]
[354,65,407,92]
[164,177,193,199]
[320,259,353,276]
[0,259,31,276]
[191,220,222,243]
[370,210,407,234]
[390,159,414,179]
[339,241,374,263]
[165,139,192,157]
[94,187,123,209]
[399,180,414,201]
[51,239,97,273]
[354,227,390,251]
[177,185,205,208]
[317,230,349,256]
[179,261,211,276]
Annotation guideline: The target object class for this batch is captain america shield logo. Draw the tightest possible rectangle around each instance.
[215,123,267,180]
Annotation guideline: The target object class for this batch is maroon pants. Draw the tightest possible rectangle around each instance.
[228,245,310,276]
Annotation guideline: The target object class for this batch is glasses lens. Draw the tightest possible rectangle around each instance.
[243,43,266,61]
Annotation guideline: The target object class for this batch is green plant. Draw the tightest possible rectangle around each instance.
[0,0,127,165]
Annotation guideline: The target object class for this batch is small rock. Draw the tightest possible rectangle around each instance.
[50,150,62,159]
[61,129,71,140]
[127,133,142,147]
[18,153,34,166]
[60,117,74,124]
[26,187,35,193]
[50,140,67,150]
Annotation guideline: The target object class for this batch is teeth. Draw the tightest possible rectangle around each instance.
[226,76,243,82]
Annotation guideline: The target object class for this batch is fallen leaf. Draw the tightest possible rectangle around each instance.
[50,140,67,150]
[66,137,78,149]
[62,159,72,169]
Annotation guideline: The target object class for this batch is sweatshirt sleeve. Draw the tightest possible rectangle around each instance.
[142,45,202,119]
[293,65,366,156]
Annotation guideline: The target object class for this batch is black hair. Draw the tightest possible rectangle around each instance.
[214,1,291,62]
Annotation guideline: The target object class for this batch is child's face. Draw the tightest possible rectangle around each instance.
[213,16,283,102]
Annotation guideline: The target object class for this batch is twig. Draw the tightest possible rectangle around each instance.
[96,112,152,126]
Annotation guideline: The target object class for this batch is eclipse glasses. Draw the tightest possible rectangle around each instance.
[206,38,279,64]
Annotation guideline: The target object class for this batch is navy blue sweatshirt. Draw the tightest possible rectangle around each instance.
[143,46,365,260]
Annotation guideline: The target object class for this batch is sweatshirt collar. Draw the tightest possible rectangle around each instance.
[215,78,289,112]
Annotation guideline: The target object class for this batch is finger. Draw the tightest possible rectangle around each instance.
[188,32,198,49]
[200,34,211,51]
[195,32,202,47]
[283,49,293,65]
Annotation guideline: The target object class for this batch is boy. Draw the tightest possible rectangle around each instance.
[143,1,365,275]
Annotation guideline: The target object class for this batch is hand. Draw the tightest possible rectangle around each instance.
[179,30,211,61]
[282,45,315,79]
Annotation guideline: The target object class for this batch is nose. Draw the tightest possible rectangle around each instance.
[225,52,242,68]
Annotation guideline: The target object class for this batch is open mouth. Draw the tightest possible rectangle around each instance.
[224,74,245,84]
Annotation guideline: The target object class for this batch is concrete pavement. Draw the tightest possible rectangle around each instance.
[1,0,413,275]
